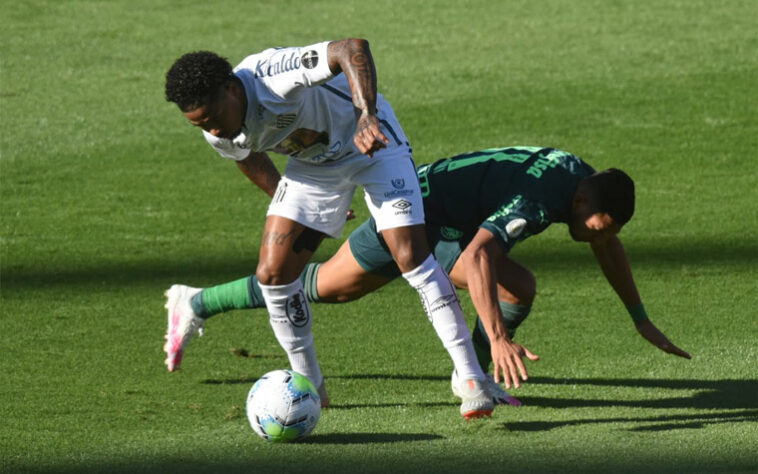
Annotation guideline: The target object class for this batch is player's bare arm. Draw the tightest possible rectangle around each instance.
[590,235,691,359]
[236,151,281,198]
[326,39,389,157]
[460,228,539,389]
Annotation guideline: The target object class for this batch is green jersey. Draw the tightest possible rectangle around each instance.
[417,146,595,253]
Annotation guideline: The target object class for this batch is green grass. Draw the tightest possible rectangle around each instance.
[2,0,757,473]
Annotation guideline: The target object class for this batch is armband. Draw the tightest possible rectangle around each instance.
[627,303,649,323]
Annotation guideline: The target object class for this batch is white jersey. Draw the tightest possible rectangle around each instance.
[203,41,397,165]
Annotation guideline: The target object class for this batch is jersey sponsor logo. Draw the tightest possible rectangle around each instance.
[254,51,303,78]
[285,290,310,328]
[274,129,343,162]
[301,50,319,69]
[505,218,527,238]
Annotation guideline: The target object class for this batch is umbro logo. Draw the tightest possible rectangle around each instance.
[392,200,411,210]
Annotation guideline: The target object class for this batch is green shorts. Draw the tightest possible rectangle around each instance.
[347,218,469,279]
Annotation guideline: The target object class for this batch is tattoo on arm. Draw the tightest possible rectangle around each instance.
[328,39,377,114]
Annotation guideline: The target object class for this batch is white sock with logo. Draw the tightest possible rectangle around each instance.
[402,254,485,382]
[259,279,323,388]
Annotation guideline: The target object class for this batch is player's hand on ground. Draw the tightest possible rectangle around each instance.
[354,113,389,157]
[491,339,540,390]
[346,209,356,221]
[635,319,692,359]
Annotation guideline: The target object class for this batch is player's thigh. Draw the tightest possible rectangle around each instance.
[257,215,320,285]
[316,239,393,303]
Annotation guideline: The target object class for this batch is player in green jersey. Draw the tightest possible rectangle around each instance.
[166,146,690,406]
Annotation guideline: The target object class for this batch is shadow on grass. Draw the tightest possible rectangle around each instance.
[524,376,758,410]
[502,409,758,433]
[303,432,443,444]
[501,376,758,432]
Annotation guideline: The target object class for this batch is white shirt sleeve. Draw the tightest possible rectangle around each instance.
[238,41,334,100]
[203,130,249,161]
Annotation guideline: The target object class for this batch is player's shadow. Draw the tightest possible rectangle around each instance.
[520,376,758,410]
[302,432,444,444]
[502,376,758,432]
[502,409,758,433]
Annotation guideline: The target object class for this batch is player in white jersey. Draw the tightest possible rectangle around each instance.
[164,39,510,418]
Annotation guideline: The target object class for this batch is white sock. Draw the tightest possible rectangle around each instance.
[402,254,485,381]
[259,279,323,388]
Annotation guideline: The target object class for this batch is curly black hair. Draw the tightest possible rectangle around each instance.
[165,51,234,111]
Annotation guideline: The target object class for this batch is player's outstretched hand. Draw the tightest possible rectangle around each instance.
[354,113,389,157]
[635,319,692,359]
[491,340,540,390]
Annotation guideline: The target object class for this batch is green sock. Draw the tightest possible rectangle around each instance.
[190,262,323,319]
[471,301,532,372]
[191,277,256,319]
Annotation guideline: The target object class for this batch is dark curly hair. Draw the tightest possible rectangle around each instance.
[165,51,234,111]
[585,168,635,225]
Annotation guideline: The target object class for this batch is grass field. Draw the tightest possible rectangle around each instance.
[2,0,757,473]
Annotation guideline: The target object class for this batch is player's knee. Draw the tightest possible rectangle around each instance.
[499,269,536,306]
[256,264,293,286]
[390,245,429,273]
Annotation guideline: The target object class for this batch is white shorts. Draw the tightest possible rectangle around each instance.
[267,145,425,239]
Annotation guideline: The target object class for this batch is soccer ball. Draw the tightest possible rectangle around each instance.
[246,369,321,442]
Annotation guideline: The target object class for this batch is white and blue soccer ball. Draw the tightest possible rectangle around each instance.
[246,369,321,442]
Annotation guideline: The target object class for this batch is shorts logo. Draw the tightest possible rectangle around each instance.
[392,199,412,216]
[384,178,413,198]
[285,290,310,328]
[440,226,464,240]
[301,50,319,69]
[273,182,288,203]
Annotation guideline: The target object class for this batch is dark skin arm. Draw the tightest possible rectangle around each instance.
[326,39,390,157]
[236,151,281,198]
[590,235,691,359]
